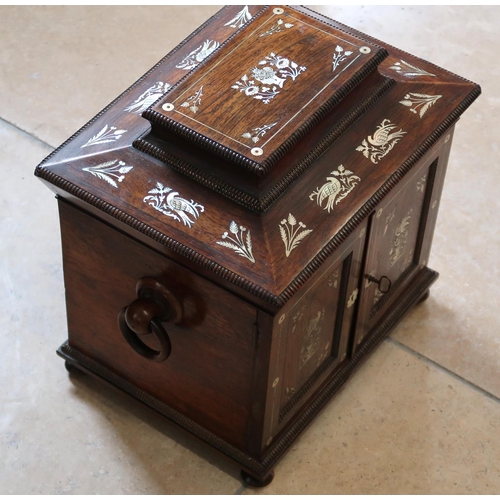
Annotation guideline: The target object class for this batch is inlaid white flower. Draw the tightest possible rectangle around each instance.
[251,66,285,88]
[124,81,171,114]
[332,45,354,72]
[224,5,252,29]
[82,160,133,188]
[232,52,306,104]
[399,93,442,118]
[216,221,255,263]
[389,60,436,78]
[259,18,294,38]
[279,213,313,258]
[81,125,127,149]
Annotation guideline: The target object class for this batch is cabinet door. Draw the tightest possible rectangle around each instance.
[270,221,367,434]
[354,158,438,349]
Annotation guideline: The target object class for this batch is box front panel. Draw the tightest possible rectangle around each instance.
[59,201,257,451]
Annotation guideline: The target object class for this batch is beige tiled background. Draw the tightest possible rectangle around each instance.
[1,5,499,495]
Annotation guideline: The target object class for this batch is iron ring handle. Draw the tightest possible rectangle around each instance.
[367,274,392,294]
[118,308,172,362]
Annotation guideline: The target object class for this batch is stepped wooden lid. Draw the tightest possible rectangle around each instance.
[144,7,387,175]
[35,5,481,309]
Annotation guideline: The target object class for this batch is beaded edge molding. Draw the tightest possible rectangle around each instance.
[36,85,480,307]
[143,47,389,177]
[135,78,395,213]
[58,267,437,480]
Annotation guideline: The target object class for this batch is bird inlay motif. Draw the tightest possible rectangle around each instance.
[356,119,407,164]
[143,182,204,228]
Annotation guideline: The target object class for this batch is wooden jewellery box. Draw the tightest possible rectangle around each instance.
[35,5,480,487]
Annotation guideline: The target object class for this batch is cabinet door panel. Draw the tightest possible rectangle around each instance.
[272,222,367,431]
[354,158,438,349]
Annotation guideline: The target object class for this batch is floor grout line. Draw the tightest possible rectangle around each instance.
[386,337,500,405]
[233,484,246,495]
[0,116,55,150]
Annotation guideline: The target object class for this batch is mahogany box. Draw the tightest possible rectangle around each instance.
[35,5,480,487]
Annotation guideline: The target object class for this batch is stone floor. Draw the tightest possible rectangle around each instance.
[1,5,499,495]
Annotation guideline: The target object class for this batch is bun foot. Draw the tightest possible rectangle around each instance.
[417,290,430,304]
[64,361,81,374]
[240,470,274,488]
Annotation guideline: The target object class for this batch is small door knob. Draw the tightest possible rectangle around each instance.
[366,274,392,294]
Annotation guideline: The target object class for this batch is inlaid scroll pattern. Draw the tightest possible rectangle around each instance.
[81,125,127,149]
[82,160,133,188]
[399,93,442,118]
[180,86,204,114]
[356,119,406,164]
[332,45,354,72]
[279,213,313,257]
[389,209,413,267]
[143,182,204,228]
[224,6,252,29]
[309,165,360,213]
[125,81,171,114]
[241,121,278,143]
[232,53,306,104]
[175,40,219,71]
[389,60,436,78]
[216,221,255,263]
[259,18,294,37]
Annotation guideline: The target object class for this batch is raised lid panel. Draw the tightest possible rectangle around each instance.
[146,6,387,174]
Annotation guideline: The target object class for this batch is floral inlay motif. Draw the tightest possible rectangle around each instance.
[224,6,252,28]
[332,45,354,72]
[356,119,406,164]
[232,52,306,104]
[180,86,204,114]
[279,213,313,258]
[389,60,436,78]
[259,18,294,37]
[175,40,219,71]
[143,182,204,228]
[216,221,255,263]
[400,93,442,118]
[299,309,325,370]
[328,270,339,289]
[309,165,360,213]
[81,125,127,149]
[242,121,278,143]
[124,81,171,114]
[389,210,413,267]
[373,288,384,306]
[82,160,133,188]
[384,208,396,237]
[416,174,427,193]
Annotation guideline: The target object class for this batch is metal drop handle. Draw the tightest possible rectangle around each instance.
[118,277,182,362]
